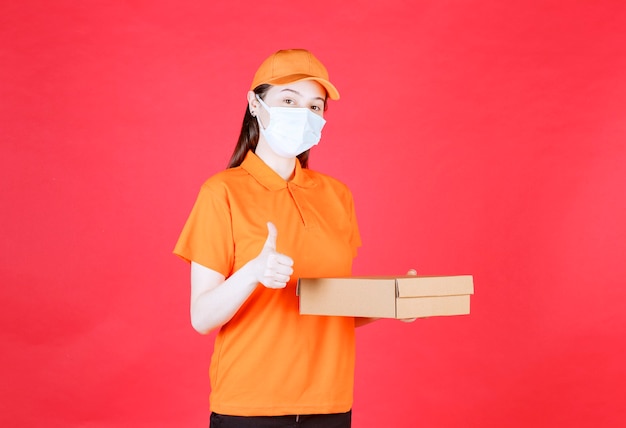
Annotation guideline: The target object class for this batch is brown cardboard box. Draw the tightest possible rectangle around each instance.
[297,275,474,319]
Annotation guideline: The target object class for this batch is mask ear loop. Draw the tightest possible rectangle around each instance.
[255,95,270,130]
[256,95,271,111]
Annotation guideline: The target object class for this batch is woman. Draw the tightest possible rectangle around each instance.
[174,49,405,428]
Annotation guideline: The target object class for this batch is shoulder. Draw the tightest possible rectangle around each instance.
[187,168,251,209]
[199,167,248,193]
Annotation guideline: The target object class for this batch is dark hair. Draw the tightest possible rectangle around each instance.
[227,84,317,169]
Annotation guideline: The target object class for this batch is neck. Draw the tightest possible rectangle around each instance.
[255,141,296,180]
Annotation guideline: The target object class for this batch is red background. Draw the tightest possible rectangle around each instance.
[2,1,625,427]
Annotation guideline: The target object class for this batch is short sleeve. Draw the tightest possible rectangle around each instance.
[173,180,234,277]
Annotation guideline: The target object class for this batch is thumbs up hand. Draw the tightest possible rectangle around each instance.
[253,222,294,289]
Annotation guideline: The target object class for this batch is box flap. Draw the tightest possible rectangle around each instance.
[395,275,474,297]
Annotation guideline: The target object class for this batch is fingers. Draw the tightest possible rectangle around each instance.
[265,254,293,288]
[263,272,292,289]
[400,269,419,322]
[263,254,294,278]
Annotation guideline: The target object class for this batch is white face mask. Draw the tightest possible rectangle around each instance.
[256,95,326,158]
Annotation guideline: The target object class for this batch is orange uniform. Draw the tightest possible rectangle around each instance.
[174,151,361,416]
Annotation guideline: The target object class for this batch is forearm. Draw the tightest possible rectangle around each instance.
[190,262,259,334]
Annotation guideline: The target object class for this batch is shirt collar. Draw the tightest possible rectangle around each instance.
[241,151,316,191]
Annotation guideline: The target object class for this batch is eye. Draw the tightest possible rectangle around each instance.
[282,98,295,105]
[310,105,321,112]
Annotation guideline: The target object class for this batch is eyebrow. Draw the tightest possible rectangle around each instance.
[279,88,326,103]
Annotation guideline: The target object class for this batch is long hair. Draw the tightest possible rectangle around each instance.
[226,84,311,169]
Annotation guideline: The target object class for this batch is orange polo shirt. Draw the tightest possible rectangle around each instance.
[174,151,361,416]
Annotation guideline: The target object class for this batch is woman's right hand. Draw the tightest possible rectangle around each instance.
[251,222,294,289]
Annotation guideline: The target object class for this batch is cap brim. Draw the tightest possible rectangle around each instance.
[262,74,340,100]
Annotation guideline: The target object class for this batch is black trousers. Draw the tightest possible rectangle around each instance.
[210,410,352,428]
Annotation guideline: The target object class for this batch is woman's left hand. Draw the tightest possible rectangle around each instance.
[356,268,421,327]
[400,268,418,323]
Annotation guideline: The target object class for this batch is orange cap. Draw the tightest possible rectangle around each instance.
[250,49,340,100]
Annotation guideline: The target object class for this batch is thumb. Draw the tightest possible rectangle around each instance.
[263,222,277,251]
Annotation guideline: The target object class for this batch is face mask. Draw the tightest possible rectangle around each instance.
[256,95,326,158]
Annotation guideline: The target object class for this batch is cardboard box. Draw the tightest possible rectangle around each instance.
[297,275,474,319]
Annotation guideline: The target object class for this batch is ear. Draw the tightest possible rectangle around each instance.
[247,90,259,114]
